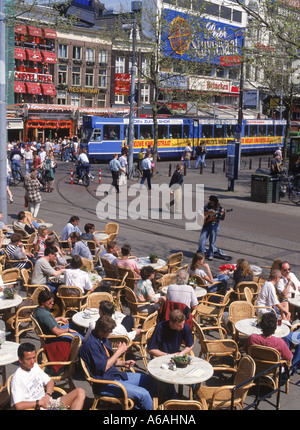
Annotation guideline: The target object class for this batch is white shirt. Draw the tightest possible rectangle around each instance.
[78,153,89,164]
[11,363,51,406]
[256,281,279,314]
[276,272,300,298]
[166,284,198,309]
[84,310,137,341]
[64,268,93,293]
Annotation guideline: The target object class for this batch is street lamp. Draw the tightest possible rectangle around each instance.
[125,1,142,178]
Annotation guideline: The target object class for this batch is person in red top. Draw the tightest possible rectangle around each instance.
[246,312,292,361]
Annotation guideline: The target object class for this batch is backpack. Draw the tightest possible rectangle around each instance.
[45,159,52,171]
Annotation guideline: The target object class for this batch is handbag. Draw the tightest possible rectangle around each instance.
[24,195,28,208]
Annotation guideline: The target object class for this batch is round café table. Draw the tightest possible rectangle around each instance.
[0,293,22,311]
[0,341,19,384]
[161,285,207,299]
[147,354,213,401]
[288,294,300,320]
[235,317,290,338]
[134,257,166,270]
[94,233,109,242]
[72,309,99,329]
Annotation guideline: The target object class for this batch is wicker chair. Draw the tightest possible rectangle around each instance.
[1,267,21,285]
[244,287,253,303]
[107,334,134,371]
[158,399,206,410]
[117,266,139,291]
[86,240,97,256]
[3,250,33,272]
[12,224,30,242]
[228,301,255,343]
[81,258,95,273]
[80,358,134,410]
[193,319,241,369]
[24,211,44,225]
[2,286,43,343]
[101,257,118,278]
[124,286,150,327]
[196,355,256,410]
[155,273,177,291]
[36,335,82,392]
[234,281,261,302]
[195,288,233,331]
[31,315,75,348]
[56,285,89,318]
[248,345,291,396]
[95,222,119,247]
[86,292,114,309]
[130,311,158,370]
[20,268,50,297]
[155,252,183,277]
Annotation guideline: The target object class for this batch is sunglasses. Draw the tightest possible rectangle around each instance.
[283,268,291,271]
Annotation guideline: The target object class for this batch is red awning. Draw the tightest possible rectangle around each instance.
[15,47,26,61]
[26,82,41,95]
[41,83,56,96]
[15,24,27,34]
[26,49,42,62]
[14,81,26,93]
[41,51,57,64]
[43,28,57,39]
[27,25,43,37]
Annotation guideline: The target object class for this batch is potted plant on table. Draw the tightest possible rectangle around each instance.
[3,286,16,300]
[149,254,159,264]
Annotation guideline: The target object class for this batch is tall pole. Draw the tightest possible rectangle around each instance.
[0,0,7,222]
[127,18,137,178]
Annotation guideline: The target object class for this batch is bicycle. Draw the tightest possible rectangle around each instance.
[127,163,142,181]
[279,174,300,204]
[10,164,24,186]
[73,168,91,187]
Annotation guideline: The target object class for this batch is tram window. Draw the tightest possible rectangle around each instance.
[158,125,168,139]
[124,125,138,140]
[245,125,249,137]
[91,128,102,141]
[276,125,283,136]
[135,125,138,139]
[81,128,92,143]
[202,125,212,138]
[183,125,189,138]
[259,125,266,137]
[268,125,274,136]
[169,124,182,139]
[250,125,257,137]
[140,125,153,139]
[225,125,235,138]
[214,125,224,138]
[104,125,120,140]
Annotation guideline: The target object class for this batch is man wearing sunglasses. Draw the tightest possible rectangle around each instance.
[277,261,300,300]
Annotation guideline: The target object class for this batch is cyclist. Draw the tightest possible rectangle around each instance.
[10,144,23,177]
[75,147,94,181]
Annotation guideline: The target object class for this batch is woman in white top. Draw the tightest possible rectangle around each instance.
[64,255,93,294]
[189,252,229,293]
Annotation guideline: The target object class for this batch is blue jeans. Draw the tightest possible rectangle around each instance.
[98,372,156,410]
[11,159,21,174]
[195,154,206,168]
[140,170,152,190]
[198,223,219,258]
[64,147,70,161]
[25,159,33,175]
[284,331,300,373]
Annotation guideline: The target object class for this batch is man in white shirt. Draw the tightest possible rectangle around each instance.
[61,216,82,248]
[276,261,300,299]
[64,255,93,294]
[140,152,152,190]
[256,269,291,323]
[76,147,93,180]
[118,151,128,186]
[11,342,85,410]
[100,240,119,270]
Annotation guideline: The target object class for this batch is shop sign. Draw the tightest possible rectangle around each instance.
[14,71,53,83]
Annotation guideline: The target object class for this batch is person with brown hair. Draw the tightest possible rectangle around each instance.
[189,252,229,292]
[79,316,156,410]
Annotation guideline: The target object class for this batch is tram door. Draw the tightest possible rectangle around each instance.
[193,120,200,149]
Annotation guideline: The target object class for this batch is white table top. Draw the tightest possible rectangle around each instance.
[147,355,214,386]
[41,222,53,228]
[95,233,109,241]
[0,293,22,311]
[235,317,290,338]
[161,285,207,299]
[0,341,19,366]
[288,294,300,308]
[72,309,99,328]
[134,257,166,270]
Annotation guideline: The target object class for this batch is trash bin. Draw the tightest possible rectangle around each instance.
[251,174,280,203]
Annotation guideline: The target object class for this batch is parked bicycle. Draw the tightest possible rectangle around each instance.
[10,164,24,186]
[279,174,300,204]
[127,162,142,181]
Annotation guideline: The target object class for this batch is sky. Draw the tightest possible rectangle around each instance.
[102,0,132,13]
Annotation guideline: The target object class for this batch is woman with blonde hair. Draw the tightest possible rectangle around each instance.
[233,259,253,285]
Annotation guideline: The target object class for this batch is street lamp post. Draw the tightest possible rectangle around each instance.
[0,0,7,222]
[127,1,141,178]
